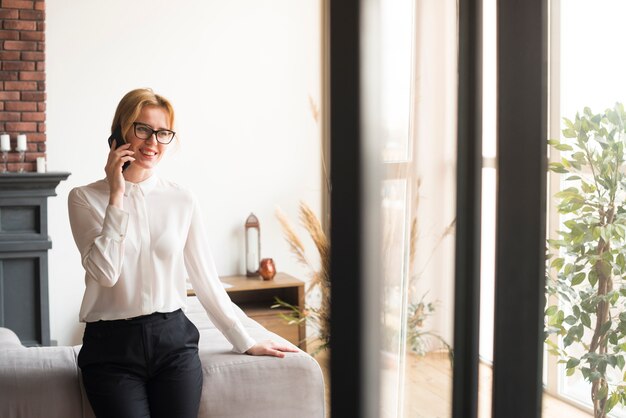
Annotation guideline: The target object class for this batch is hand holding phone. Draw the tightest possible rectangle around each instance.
[107,125,131,171]
[105,125,134,207]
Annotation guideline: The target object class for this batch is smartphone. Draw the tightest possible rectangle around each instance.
[107,125,130,171]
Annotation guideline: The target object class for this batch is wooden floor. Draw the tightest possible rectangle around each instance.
[310,347,591,418]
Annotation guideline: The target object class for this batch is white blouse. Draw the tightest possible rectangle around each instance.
[67,174,256,353]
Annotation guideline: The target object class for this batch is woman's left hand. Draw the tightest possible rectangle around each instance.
[245,340,300,358]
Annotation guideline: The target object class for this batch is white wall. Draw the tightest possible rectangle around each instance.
[47,0,322,346]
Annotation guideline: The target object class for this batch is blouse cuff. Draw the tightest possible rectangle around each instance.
[101,205,129,242]
[223,321,257,354]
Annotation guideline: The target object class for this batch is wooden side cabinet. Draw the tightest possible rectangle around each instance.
[189,272,306,350]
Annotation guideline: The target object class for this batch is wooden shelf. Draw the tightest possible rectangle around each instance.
[188,272,306,350]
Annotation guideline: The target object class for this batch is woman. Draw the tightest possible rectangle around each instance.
[68,88,298,418]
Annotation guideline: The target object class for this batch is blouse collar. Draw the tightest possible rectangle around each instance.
[123,174,158,197]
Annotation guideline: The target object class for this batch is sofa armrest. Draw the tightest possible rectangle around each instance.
[0,327,22,348]
[0,344,86,418]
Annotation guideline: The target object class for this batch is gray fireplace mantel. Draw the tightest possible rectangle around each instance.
[0,171,70,346]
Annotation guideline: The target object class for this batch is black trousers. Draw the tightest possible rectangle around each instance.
[78,309,203,418]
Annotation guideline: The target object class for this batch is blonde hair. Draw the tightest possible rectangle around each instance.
[111,88,175,140]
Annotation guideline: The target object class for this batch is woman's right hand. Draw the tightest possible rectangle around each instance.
[105,139,134,208]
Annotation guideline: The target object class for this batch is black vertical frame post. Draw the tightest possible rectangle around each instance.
[453,1,482,417]
[329,0,363,417]
[492,0,548,417]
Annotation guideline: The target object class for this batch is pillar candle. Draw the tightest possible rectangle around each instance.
[16,134,27,152]
[246,228,259,273]
[36,157,46,173]
[0,134,10,152]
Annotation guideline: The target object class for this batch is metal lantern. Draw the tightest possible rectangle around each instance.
[245,213,261,277]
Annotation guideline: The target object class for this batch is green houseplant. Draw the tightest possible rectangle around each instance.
[546,103,626,418]
[405,292,452,360]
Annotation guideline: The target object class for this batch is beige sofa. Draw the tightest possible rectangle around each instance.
[0,297,325,418]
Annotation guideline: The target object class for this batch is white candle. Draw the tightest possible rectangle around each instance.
[36,157,46,173]
[0,134,9,152]
[16,134,27,152]
[246,228,259,273]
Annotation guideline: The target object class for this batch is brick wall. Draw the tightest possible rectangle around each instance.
[0,0,45,172]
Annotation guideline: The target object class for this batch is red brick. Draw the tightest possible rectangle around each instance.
[4,20,36,30]
[3,61,34,71]
[37,41,44,51]
[22,112,43,121]
[34,0,43,10]
[37,122,44,132]
[0,103,3,111]
[0,112,20,121]
[36,21,43,30]
[37,102,45,111]
[21,91,44,101]
[2,0,34,9]
[6,153,23,163]
[0,71,18,80]
[4,80,36,90]
[4,40,37,50]
[37,142,45,152]
[0,51,20,60]
[0,122,4,131]
[24,151,44,162]
[0,91,20,100]
[20,30,43,41]
[0,30,19,40]
[26,142,37,152]
[7,162,35,172]
[20,51,43,60]
[25,132,44,141]
[35,61,43,71]
[19,9,43,20]
[36,80,44,91]
[0,9,19,18]
[5,121,36,131]
[19,71,43,81]
[5,101,36,111]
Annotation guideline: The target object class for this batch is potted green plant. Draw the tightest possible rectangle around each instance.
[406,292,452,362]
[546,103,626,418]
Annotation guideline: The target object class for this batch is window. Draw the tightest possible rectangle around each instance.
[546,1,626,416]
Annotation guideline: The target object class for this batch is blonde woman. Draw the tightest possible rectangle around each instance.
[68,88,297,418]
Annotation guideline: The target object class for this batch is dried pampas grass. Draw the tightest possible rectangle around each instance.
[274,201,330,355]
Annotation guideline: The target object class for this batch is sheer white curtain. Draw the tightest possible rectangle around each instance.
[379,0,458,417]
[409,0,458,347]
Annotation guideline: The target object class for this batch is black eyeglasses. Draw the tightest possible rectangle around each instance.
[132,122,176,144]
